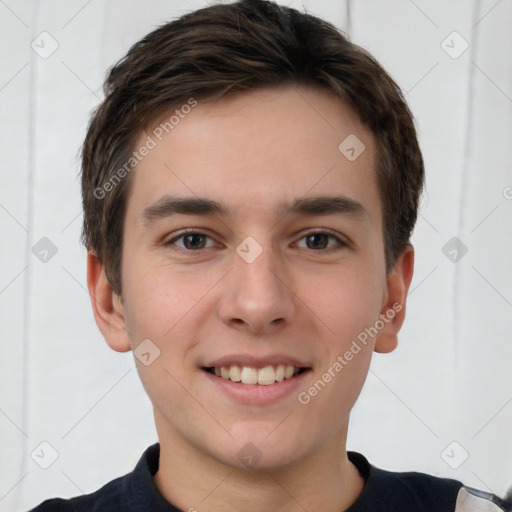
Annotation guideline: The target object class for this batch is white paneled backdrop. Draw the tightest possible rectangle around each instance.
[1,1,511,510]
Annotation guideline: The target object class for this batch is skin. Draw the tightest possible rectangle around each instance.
[87,84,414,512]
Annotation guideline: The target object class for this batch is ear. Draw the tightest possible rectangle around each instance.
[374,244,415,354]
[86,251,131,353]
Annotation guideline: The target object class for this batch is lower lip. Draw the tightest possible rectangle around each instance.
[202,369,312,405]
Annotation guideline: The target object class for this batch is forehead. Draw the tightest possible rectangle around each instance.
[126,85,380,228]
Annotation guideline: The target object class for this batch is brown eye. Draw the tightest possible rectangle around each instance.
[165,231,215,251]
[295,231,346,251]
[182,233,207,249]
[305,233,329,249]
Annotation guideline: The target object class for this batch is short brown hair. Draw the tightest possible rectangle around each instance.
[81,0,424,296]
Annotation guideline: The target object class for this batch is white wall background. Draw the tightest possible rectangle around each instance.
[1,0,511,510]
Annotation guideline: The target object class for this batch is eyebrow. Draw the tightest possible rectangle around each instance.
[141,194,370,224]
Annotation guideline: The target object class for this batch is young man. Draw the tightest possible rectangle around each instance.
[30,0,511,510]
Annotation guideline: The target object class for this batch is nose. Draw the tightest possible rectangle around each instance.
[217,240,297,334]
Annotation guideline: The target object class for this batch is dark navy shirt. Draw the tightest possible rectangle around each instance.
[29,443,511,511]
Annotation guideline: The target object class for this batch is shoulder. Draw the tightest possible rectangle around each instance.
[27,472,130,512]
[347,451,512,512]
[28,444,166,512]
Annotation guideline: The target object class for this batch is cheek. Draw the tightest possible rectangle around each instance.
[295,338,372,439]
[122,265,208,406]
[122,255,209,341]
[300,267,382,417]
[304,266,384,344]
[121,260,217,399]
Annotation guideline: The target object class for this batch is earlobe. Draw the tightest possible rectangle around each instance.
[86,252,132,353]
[374,245,415,354]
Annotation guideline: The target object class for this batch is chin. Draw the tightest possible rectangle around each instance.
[215,426,313,472]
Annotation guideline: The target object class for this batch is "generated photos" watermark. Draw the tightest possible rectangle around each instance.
[297,302,402,405]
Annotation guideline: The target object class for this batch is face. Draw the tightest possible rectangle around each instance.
[92,85,413,471]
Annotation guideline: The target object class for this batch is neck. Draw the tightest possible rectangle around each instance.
[153,414,365,512]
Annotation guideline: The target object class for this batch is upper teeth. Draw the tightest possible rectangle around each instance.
[213,364,301,385]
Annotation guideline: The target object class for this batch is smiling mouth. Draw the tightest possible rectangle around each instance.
[203,364,310,386]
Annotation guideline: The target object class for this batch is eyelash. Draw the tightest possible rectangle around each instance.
[163,229,348,253]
